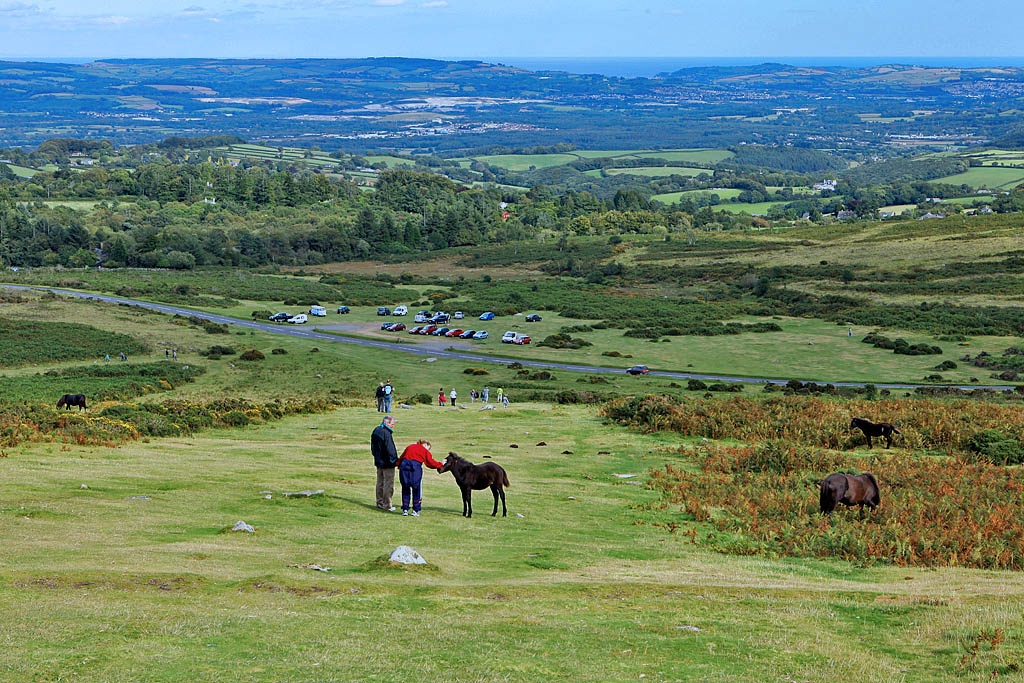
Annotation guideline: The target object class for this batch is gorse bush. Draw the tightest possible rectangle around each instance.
[0,362,203,403]
[0,318,148,368]
[602,394,1024,456]
[648,442,1024,569]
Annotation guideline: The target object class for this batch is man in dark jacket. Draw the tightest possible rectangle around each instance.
[375,382,385,412]
[371,415,398,511]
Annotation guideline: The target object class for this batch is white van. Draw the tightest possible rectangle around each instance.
[309,305,326,317]
[288,314,308,324]
[501,331,517,343]
[393,305,408,316]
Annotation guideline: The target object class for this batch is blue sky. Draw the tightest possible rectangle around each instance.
[0,0,1022,62]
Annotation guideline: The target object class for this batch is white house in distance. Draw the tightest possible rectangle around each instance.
[813,179,837,191]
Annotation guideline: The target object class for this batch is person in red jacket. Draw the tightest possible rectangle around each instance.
[398,439,445,516]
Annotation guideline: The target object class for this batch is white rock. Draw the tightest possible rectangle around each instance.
[263,495,272,500]
[80,484,89,489]
[567,496,576,500]
[284,489,324,497]
[232,521,255,533]
[613,474,638,479]
[259,490,272,494]
[516,513,525,518]
[126,495,151,501]
[422,357,437,363]
[677,625,702,632]
[399,403,415,409]
[480,405,495,411]
[388,545,427,565]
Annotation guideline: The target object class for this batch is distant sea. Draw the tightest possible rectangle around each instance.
[491,56,1024,78]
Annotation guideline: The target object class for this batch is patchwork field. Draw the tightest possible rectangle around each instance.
[933,166,1024,190]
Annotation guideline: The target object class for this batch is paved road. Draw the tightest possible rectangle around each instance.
[1,283,1008,391]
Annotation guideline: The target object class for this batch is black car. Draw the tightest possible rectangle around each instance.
[337,306,350,314]
[431,327,450,336]
[380,322,395,330]
[269,312,291,322]
[377,307,391,316]
[432,313,450,324]
[458,329,476,339]
[525,314,542,322]
[626,365,650,375]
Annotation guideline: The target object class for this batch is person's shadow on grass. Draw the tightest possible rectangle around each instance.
[329,494,462,516]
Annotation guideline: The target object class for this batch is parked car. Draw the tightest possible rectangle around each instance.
[459,329,476,339]
[454,311,464,319]
[288,314,308,325]
[377,306,391,316]
[525,314,542,322]
[420,325,438,335]
[501,331,517,343]
[393,305,408,316]
[479,312,495,321]
[336,306,350,314]
[432,312,450,324]
[408,326,423,334]
[445,329,464,337]
[390,323,406,331]
[269,312,291,322]
[309,305,327,317]
[431,327,450,336]
[512,334,531,345]
[380,322,395,330]
[472,330,488,340]
[626,365,650,375]
[414,311,432,323]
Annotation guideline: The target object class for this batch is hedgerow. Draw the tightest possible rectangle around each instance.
[0,318,148,367]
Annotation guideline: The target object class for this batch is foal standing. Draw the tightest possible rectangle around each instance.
[440,452,510,518]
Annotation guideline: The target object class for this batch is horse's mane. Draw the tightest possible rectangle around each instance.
[447,451,473,466]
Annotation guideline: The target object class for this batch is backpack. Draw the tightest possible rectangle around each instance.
[384,384,392,395]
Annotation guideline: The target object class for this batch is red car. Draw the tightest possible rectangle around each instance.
[408,326,423,334]
[445,328,464,337]
[513,335,531,345]
[390,323,406,331]
[419,325,438,335]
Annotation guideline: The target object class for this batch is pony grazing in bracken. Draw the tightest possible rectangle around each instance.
[439,452,510,518]
[56,394,87,411]
[819,472,880,516]
[850,417,901,449]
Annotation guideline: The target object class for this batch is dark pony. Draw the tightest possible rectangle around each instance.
[439,452,510,518]
[56,394,87,411]
[820,472,880,516]
[850,417,900,449]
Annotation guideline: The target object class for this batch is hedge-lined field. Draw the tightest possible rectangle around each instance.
[0,318,148,367]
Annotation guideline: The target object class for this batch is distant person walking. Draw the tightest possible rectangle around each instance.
[371,415,399,511]
[398,439,445,516]
[849,327,854,338]
[383,379,394,413]
[502,393,510,409]
[172,349,177,360]
[376,382,385,412]
[470,389,478,404]
[438,388,446,407]
[165,349,169,359]
[104,354,110,363]
[496,387,503,405]
[120,351,127,362]
[450,388,457,407]
[482,386,489,403]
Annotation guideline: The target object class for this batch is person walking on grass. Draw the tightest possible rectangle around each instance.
[496,387,503,405]
[438,387,446,407]
[371,415,399,512]
[502,392,510,409]
[450,387,457,407]
[172,349,177,361]
[383,379,394,413]
[482,386,489,403]
[398,439,445,516]
[375,382,385,412]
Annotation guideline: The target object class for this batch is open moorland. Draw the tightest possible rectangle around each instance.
[5,205,1024,679]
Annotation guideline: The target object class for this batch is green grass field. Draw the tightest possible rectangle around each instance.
[604,167,711,178]
[653,188,744,203]
[2,292,1024,680]
[933,166,1024,190]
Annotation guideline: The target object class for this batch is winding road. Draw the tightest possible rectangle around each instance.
[1,284,1007,391]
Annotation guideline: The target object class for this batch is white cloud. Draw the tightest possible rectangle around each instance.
[420,0,447,6]
[94,14,132,24]
[0,1,40,14]
[371,0,405,6]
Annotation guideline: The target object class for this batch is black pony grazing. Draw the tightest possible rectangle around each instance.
[439,452,510,518]
[820,472,880,516]
[850,417,900,449]
[56,394,87,411]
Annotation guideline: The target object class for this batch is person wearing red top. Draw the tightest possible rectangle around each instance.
[398,439,445,516]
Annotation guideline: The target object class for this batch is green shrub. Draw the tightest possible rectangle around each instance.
[240,349,265,361]
[463,368,489,375]
[966,430,1024,465]
[271,348,288,355]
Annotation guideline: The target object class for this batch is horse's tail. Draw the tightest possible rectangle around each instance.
[863,472,880,506]
[819,480,834,514]
[502,469,510,488]
[890,425,901,434]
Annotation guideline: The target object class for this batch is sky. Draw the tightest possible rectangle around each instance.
[1,0,1023,63]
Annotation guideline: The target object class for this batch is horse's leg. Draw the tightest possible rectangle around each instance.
[461,485,470,517]
[885,432,892,449]
[866,434,872,449]
[491,486,499,517]
[499,487,506,517]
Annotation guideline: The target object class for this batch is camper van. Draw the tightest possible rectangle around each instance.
[288,314,308,324]
[393,305,408,316]
[309,305,327,317]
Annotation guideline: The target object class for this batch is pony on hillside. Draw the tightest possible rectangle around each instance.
[850,417,901,449]
[439,452,510,518]
[56,394,87,411]
[820,472,880,516]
